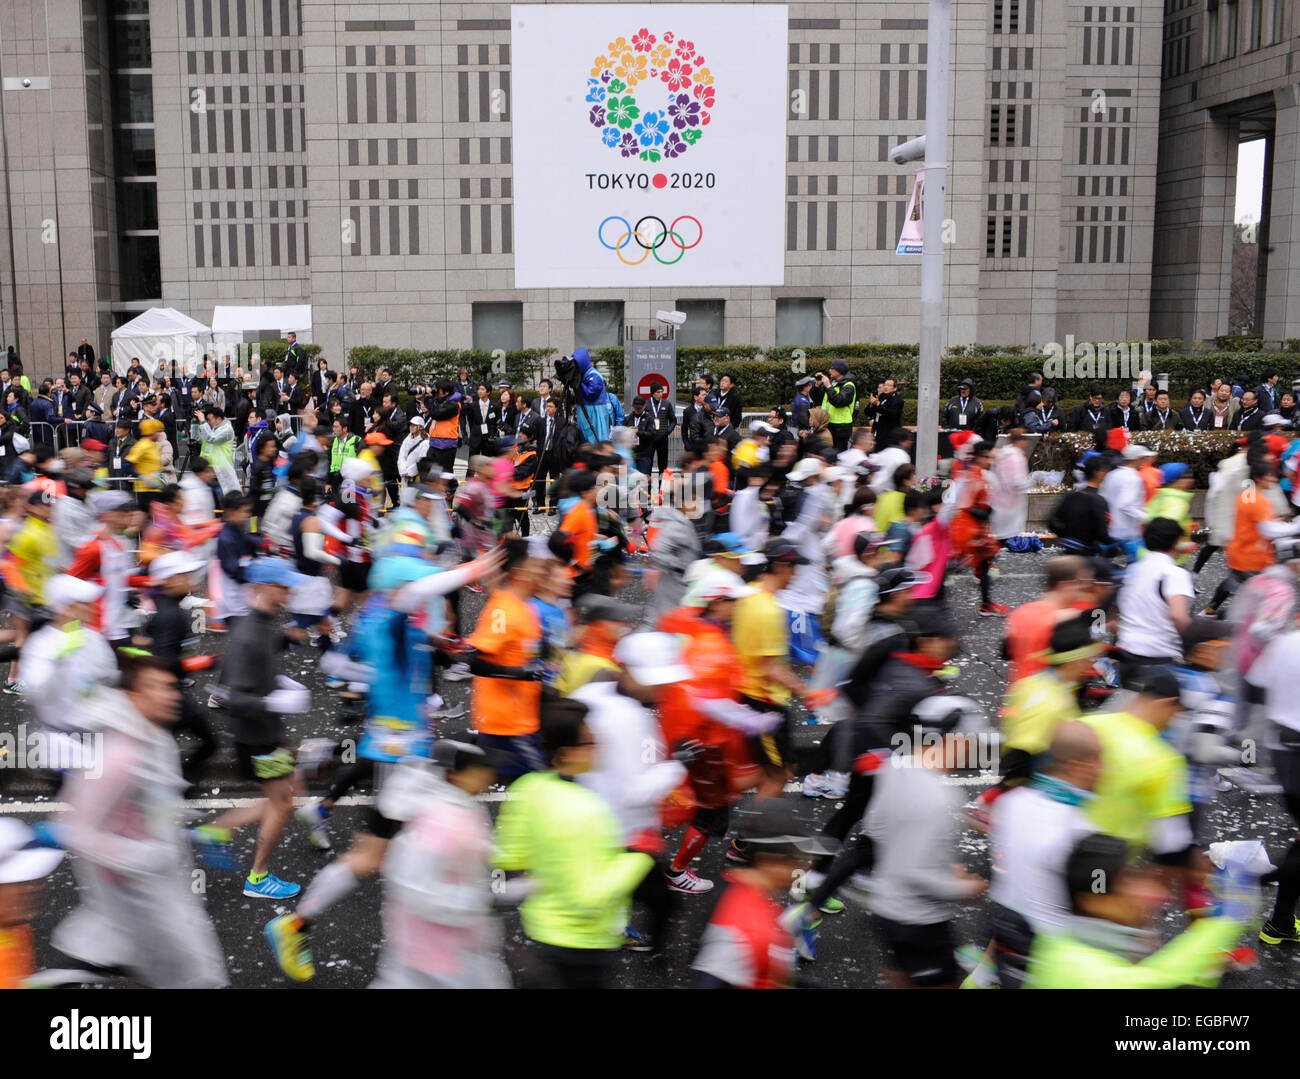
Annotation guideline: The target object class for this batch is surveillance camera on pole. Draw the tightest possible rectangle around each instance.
[889,135,926,166]
[890,0,950,482]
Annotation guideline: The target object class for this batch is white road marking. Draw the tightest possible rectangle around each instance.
[1,776,1000,815]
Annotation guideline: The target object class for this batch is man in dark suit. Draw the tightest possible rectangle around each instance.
[465,383,499,456]
[282,332,306,381]
[681,384,710,455]
[645,382,677,484]
[271,366,289,408]
[66,372,92,420]
[1069,387,1109,433]
[350,383,376,438]
[1180,389,1212,431]
[1256,370,1281,414]
[514,396,536,437]
[534,397,568,511]
[534,378,555,419]
[371,368,395,408]
[285,371,308,413]
[1235,389,1264,431]
[77,338,96,371]
[49,378,71,425]
[715,373,743,427]
[869,377,905,448]
[709,405,741,454]
[1144,390,1181,431]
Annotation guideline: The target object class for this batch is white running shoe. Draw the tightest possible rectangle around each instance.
[443,662,472,682]
[296,800,332,851]
[802,774,833,798]
[823,770,850,799]
[665,868,715,894]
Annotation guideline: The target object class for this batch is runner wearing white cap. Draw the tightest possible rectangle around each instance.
[0,817,66,989]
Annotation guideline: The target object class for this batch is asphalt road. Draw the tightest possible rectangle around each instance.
[4,541,1300,988]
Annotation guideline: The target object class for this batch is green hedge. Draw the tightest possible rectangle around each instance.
[1030,430,1239,487]
[326,341,1300,411]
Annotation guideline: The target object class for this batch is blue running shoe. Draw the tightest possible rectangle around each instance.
[778,902,821,962]
[623,925,653,952]
[188,825,239,870]
[243,872,301,900]
[30,820,69,849]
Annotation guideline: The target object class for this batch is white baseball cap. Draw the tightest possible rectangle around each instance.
[0,817,65,884]
[613,632,693,686]
[789,456,825,482]
[690,567,757,605]
[150,551,205,582]
[43,574,104,610]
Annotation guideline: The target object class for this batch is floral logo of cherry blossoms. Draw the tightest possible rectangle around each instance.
[586,29,715,162]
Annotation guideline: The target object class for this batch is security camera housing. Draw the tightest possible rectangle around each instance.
[656,310,687,327]
[889,134,927,165]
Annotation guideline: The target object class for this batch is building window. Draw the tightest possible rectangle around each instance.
[673,300,725,346]
[1205,1,1220,63]
[114,73,154,122]
[1273,0,1287,42]
[775,299,824,346]
[1249,0,1263,47]
[111,17,152,68]
[115,127,155,175]
[1225,0,1239,56]
[471,303,523,352]
[574,301,624,351]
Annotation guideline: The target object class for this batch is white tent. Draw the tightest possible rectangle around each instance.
[211,305,312,346]
[110,307,212,378]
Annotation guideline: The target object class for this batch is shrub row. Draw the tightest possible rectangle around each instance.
[1029,430,1240,487]
[251,341,1300,413]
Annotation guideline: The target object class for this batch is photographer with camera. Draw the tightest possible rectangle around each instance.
[810,360,857,453]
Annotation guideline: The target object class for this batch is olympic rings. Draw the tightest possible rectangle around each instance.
[597,214,703,265]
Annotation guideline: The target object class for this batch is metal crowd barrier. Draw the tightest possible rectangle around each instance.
[55,421,84,451]
[25,421,56,449]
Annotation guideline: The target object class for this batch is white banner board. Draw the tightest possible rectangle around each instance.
[511,4,788,288]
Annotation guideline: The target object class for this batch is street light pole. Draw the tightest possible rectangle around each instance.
[916,0,950,479]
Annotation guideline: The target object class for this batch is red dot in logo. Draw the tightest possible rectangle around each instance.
[652,173,668,189]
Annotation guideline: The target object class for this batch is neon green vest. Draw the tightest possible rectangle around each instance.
[1025,917,1240,988]
[331,434,359,473]
[826,377,856,424]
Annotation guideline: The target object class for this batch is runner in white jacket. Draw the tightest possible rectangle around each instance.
[573,632,692,944]
[53,656,228,988]
[369,745,512,989]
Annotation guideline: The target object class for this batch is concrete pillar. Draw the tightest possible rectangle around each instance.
[1150,108,1236,346]
[1262,85,1300,343]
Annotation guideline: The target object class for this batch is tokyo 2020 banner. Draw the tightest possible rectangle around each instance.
[510,5,788,288]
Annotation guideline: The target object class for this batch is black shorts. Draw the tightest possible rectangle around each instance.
[740,695,792,771]
[691,804,731,838]
[365,804,402,840]
[235,742,292,783]
[340,560,369,593]
[873,915,960,987]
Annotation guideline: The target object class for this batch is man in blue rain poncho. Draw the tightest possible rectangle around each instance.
[556,348,623,444]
